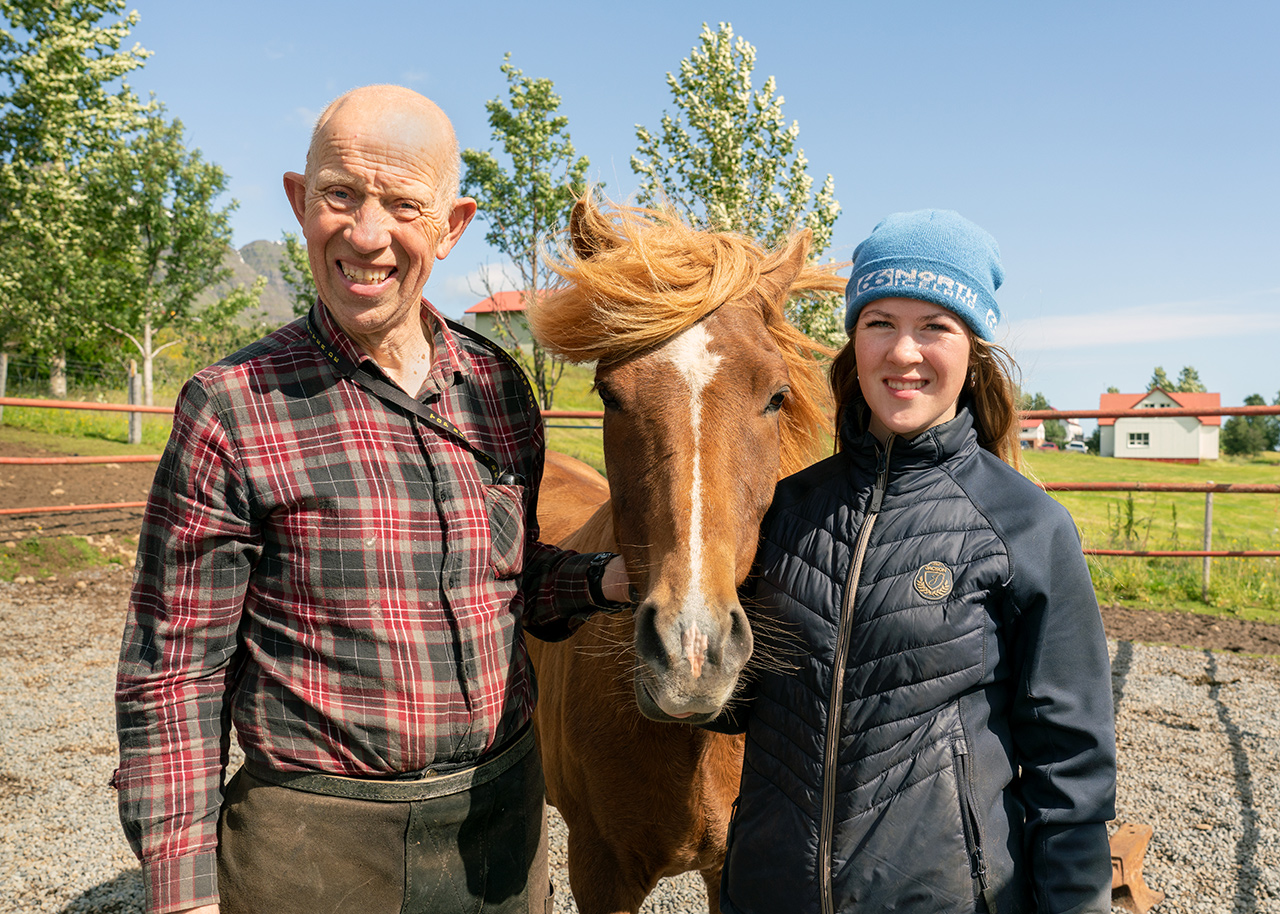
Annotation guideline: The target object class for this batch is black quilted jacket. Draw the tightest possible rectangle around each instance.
[720,404,1116,914]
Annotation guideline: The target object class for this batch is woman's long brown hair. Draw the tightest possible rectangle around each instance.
[829,331,1024,471]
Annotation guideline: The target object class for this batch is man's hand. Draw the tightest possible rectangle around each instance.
[601,555,632,604]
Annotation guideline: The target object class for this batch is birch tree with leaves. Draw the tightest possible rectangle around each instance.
[0,0,151,396]
[632,22,843,343]
[280,231,318,317]
[461,53,590,409]
[100,106,251,404]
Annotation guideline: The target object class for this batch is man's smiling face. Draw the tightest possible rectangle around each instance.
[284,87,471,350]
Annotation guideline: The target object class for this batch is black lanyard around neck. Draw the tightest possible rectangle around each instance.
[307,311,520,485]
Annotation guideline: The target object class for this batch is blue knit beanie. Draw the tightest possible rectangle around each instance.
[844,209,1004,341]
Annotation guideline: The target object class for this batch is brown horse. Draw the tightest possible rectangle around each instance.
[526,196,844,914]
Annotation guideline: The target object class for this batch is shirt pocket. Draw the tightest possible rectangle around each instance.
[483,482,527,579]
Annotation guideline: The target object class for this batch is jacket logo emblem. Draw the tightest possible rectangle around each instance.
[914,561,954,601]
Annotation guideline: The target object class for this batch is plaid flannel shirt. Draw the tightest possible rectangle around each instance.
[115,301,603,913]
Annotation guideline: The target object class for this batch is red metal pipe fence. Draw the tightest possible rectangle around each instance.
[3,397,1279,565]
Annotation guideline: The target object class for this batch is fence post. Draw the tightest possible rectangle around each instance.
[127,359,143,445]
[1202,483,1213,602]
[0,351,7,423]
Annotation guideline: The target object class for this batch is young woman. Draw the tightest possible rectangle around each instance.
[718,210,1117,913]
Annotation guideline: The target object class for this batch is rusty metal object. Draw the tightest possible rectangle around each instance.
[1111,822,1165,913]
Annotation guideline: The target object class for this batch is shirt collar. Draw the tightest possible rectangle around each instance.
[310,298,475,392]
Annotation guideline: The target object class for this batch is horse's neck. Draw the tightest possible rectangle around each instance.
[560,500,616,554]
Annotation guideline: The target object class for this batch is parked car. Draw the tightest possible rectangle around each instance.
[1064,441,1088,453]
[1036,442,1059,451]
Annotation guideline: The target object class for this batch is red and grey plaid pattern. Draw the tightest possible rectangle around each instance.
[115,302,599,912]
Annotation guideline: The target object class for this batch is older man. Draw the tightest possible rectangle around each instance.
[115,85,629,914]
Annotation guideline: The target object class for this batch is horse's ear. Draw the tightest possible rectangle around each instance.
[570,198,612,261]
[761,229,813,301]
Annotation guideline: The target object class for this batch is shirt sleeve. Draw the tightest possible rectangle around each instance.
[114,377,260,913]
[502,387,611,641]
[514,450,608,641]
[1007,506,1117,913]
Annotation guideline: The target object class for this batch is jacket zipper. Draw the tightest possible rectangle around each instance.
[952,740,992,901]
[819,436,893,914]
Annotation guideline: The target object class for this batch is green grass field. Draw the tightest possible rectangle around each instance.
[4,376,1278,621]
[1022,449,1280,621]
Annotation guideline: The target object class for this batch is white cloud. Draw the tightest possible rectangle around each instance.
[1010,294,1280,352]
[293,107,320,129]
[428,263,520,318]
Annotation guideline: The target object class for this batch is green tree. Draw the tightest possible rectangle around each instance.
[0,0,151,396]
[1222,392,1279,456]
[1019,391,1066,446]
[631,22,842,342]
[461,53,589,409]
[1270,391,1280,451]
[99,106,241,404]
[1222,415,1266,457]
[177,277,269,375]
[1147,366,1172,391]
[1174,365,1206,393]
[280,231,317,317]
[1148,365,1207,393]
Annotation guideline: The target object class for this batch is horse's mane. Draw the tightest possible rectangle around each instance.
[532,196,847,476]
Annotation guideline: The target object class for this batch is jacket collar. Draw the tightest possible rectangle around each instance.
[839,398,978,473]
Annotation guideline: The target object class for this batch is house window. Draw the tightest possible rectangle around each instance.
[1128,432,1150,448]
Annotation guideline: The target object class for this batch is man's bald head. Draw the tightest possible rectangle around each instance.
[305,85,461,216]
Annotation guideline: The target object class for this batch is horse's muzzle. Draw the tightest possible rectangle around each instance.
[631,599,753,722]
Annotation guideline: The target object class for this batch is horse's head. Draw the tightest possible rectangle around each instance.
[535,196,841,723]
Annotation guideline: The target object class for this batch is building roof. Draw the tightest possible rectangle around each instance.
[464,290,544,314]
[1098,389,1222,426]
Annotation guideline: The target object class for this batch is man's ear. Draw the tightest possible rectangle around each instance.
[435,197,478,260]
[283,172,308,226]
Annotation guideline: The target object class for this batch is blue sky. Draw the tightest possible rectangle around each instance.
[124,1,1280,415]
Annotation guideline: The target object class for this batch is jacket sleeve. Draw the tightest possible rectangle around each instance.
[115,377,259,913]
[1006,502,1117,913]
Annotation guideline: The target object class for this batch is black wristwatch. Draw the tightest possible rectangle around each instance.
[586,552,632,612]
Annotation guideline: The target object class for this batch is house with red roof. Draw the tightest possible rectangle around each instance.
[1019,410,1084,449]
[1098,389,1220,463]
[462,290,536,347]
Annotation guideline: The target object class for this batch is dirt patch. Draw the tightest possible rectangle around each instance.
[1100,602,1280,657]
[2,440,1279,660]
[0,439,156,539]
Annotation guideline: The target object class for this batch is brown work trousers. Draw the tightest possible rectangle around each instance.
[216,744,552,914]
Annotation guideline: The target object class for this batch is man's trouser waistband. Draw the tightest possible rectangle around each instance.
[243,722,535,802]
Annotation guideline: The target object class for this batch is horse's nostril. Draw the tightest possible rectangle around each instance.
[632,602,668,666]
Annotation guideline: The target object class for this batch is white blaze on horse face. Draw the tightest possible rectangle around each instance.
[661,323,723,624]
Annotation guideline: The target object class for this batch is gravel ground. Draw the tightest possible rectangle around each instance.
[1,569,1277,913]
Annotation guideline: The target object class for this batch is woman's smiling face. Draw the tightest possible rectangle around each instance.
[853,297,973,442]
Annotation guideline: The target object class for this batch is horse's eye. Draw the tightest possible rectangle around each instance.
[765,387,789,414]
[595,383,620,411]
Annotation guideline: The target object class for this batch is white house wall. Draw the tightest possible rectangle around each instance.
[475,314,534,348]
[1112,416,1203,460]
[1200,426,1220,461]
